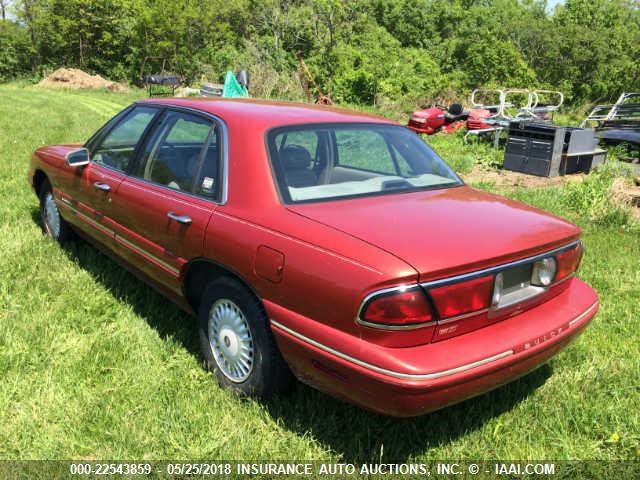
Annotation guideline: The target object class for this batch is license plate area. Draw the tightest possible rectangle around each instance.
[493,262,545,310]
[501,263,532,294]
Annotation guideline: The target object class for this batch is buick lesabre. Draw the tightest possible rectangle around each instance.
[28,98,598,416]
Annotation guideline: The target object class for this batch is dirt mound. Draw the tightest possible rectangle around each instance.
[611,177,640,221]
[461,165,585,189]
[38,68,128,92]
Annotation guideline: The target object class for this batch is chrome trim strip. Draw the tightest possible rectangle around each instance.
[553,273,576,287]
[438,308,490,325]
[356,318,437,331]
[61,196,181,276]
[62,202,115,237]
[270,319,514,381]
[273,299,597,381]
[115,234,180,276]
[420,241,581,289]
[569,301,599,326]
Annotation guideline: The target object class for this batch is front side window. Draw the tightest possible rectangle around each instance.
[135,111,219,198]
[91,106,158,172]
[267,123,461,203]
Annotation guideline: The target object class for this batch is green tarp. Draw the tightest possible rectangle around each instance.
[222,70,249,98]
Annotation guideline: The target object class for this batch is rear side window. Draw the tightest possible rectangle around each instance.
[91,106,158,171]
[135,111,219,198]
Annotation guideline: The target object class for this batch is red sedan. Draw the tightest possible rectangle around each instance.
[28,98,598,417]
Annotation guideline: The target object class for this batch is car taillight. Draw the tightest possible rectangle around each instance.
[429,275,493,319]
[360,288,434,327]
[555,242,583,281]
[359,242,583,343]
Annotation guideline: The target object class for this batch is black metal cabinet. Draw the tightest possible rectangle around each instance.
[503,122,604,177]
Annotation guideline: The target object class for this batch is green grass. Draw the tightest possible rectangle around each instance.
[0,84,639,463]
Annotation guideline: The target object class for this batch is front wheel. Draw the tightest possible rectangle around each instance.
[198,277,292,398]
[39,180,74,243]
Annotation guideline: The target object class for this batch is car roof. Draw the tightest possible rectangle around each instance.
[138,97,396,128]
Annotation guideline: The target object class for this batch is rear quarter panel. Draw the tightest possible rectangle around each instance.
[203,114,417,337]
[205,205,417,337]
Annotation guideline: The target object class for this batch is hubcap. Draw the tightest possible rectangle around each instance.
[208,299,254,382]
[44,193,61,238]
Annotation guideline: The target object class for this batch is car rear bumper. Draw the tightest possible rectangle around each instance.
[268,278,598,416]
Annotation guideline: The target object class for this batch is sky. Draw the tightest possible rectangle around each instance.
[547,0,566,11]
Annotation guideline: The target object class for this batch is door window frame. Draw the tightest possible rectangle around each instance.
[84,103,229,205]
[84,105,163,175]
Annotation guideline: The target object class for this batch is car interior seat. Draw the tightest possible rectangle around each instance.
[280,144,318,188]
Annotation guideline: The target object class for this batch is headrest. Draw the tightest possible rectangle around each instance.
[281,144,312,170]
[448,103,463,116]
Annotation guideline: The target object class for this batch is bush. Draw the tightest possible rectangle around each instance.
[316,26,445,105]
[0,21,31,82]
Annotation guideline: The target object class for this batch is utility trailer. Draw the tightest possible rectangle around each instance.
[581,92,640,150]
[503,121,606,177]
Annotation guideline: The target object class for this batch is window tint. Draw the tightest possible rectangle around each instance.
[276,130,318,160]
[166,117,211,142]
[335,129,395,174]
[92,107,158,171]
[137,111,218,197]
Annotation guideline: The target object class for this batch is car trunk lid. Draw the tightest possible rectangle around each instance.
[286,185,580,282]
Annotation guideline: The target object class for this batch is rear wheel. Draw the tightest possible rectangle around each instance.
[198,277,292,397]
[39,180,74,243]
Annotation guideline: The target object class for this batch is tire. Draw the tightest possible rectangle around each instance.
[39,179,74,243]
[198,276,292,398]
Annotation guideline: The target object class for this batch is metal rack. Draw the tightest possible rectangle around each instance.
[581,92,640,129]
[465,88,564,146]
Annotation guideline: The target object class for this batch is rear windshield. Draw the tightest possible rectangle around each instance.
[266,123,462,203]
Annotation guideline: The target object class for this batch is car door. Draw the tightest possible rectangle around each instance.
[108,108,222,293]
[60,106,161,245]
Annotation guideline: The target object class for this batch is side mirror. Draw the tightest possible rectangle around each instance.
[65,148,90,167]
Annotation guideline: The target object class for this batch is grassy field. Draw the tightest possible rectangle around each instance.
[0,84,638,464]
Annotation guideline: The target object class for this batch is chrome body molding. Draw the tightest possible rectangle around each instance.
[420,240,581,289]
[115,234,181,276]
[59,200,181,276]
[437,308,490,325]
[356,318,437,331]
[61,201,115,237]
[271,319,513,381]
[273,299,597,381]
[569,301,599,326]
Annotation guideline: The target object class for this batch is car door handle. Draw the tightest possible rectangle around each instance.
[94,182,111,192]
[167,212,192,225]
